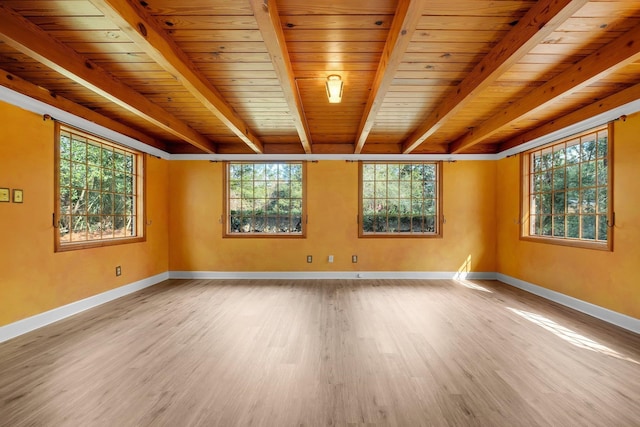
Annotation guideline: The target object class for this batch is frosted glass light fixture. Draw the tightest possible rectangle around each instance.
[325,74,343,103]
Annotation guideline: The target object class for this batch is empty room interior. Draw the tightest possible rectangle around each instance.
[1,0,640,425]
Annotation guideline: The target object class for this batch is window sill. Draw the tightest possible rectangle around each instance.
[223,233,306,239]
[55,236,146,252]
[520,235,612,252]
[359,232,442,238]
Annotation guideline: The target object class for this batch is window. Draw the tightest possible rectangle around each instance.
[55,124,145,251]
[224,162,306,237]
[359,162,442,237]
[521,124,612,250]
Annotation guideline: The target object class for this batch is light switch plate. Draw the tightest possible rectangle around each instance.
[0,188,9,202]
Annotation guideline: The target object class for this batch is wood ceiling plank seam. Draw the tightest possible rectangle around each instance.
[28,16,122,31]
[411,29,510,43]
[196,62,279,71]
[574,2,640,18]
[416,16,524,31]
[280,15,393,30]
[499,81,640,152]
[80,52,156,63]
[450,23,640,153]
[420,1,536,17]
[167,29,265,42]
[397,62,475,72]
[401,0,590,154]
[351,0,426,153]
[276,0,398,16]
[293,62,379,72]
[184,52,273,63]
[0,4,216,153]
[63,41,146,54]
[177,42,269,54]
[401,52,485,63]
[1,1,104,17]
[541,30,621,45]
[286,41,387,53]
[89,0,265,153]
[289,52,383,62]
[144,1,254,16]
[283,29,390,42]
[45,29,136,44]
[160,16,260,31]
[558,16,640,33]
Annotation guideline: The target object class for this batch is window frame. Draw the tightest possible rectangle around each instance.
[54,123,146,252]
[520,123,613,251]
[223,161,307,238]
[358,161,443,238]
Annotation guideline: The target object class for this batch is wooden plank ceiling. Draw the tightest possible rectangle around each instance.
[0,0,639,155]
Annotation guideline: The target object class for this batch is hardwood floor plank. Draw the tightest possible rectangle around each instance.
[0,278,639,426]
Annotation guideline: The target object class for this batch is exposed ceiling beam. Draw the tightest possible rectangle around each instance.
[89,0,264,154]
[499,81,640,153]
[0,5,216,154]
[401,0,589,154]
[354,0,425,154]
[250,0,312,154]
[0,68,166,151]
[450,24,640,154]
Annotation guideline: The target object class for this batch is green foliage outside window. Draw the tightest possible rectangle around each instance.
[528,127,608,242]
[58,127,139,244]
[361,162,439,234]
[227,162,304,234]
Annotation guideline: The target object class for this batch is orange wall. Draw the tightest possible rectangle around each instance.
[0,101,169,327]
[168,160,497,273]
[496,112,640,319]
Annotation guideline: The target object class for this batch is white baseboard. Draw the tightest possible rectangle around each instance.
[168,271,498,280]
[0,272,169,344]
[497,273,640,335]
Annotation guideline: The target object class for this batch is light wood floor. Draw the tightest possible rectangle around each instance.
[0,279,639,427]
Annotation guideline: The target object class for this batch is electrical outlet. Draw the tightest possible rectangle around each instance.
[352,255,358,263]
[307,255,312,263]
[328,255,334,263]
[115,266,121,276]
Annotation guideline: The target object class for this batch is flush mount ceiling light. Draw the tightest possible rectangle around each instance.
[325,74,343,103]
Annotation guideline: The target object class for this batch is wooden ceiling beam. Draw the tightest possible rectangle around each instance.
[250,0,312,154]
[450,24,640,154]
[89,0,264,153]
[0,5,216,154]
[0,68,167,151]
[401,0,589,154]
[499,82,640,153]
[354,0,425,154]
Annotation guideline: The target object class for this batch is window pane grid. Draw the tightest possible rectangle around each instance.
[361,162,439,235]
[526,127,608,243]
[227,162,304,235]
[58,126,140,245]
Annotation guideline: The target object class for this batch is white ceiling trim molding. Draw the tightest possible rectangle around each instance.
[497,99,640,159]
[0,85,171,159]
[169,153,497,161]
